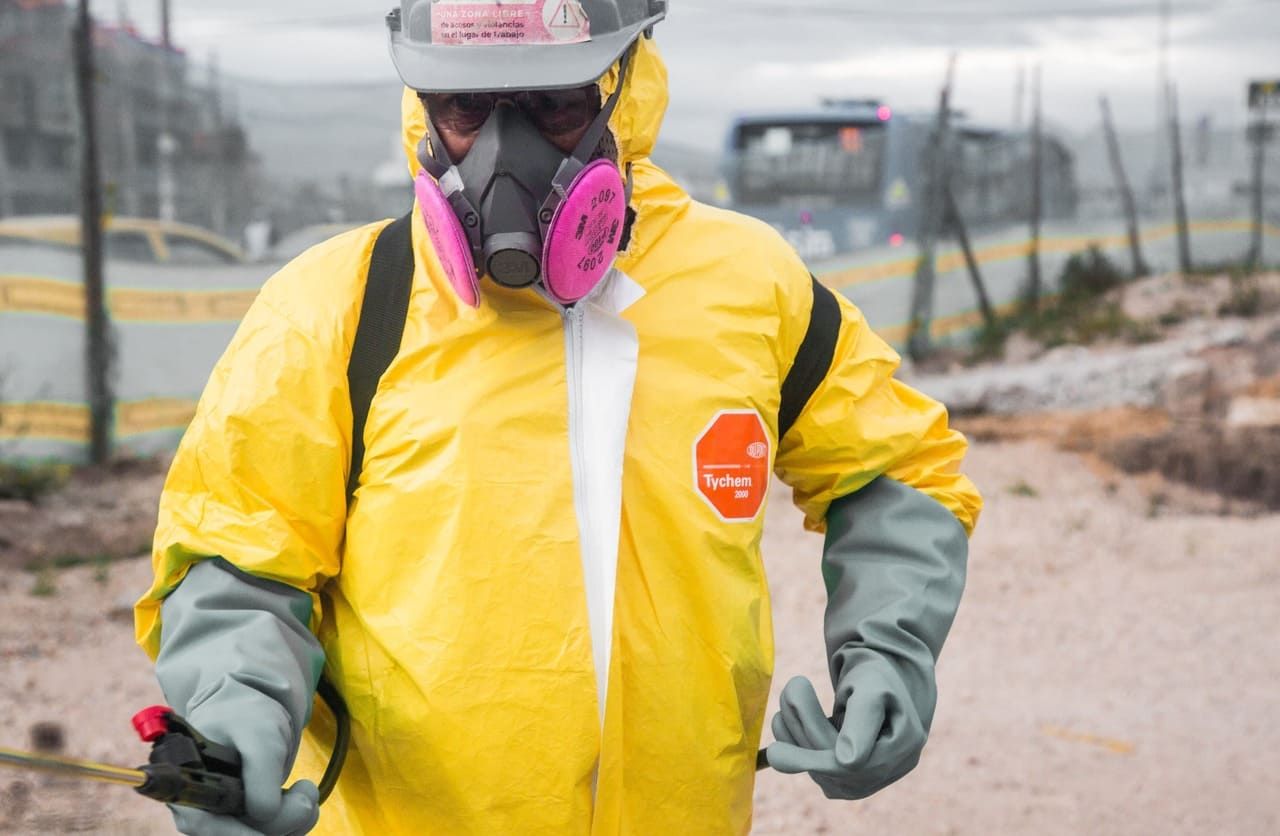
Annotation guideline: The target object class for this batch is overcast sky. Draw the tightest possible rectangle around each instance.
[95,0,1280,149]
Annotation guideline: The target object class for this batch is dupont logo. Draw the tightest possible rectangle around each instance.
[693,409,771,523]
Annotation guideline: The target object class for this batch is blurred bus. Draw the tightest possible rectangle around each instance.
[721,99,1078,261]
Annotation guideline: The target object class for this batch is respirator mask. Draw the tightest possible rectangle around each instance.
[413,50,633,307]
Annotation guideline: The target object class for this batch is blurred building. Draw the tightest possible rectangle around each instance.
[0,0,258,234]
[0,0,75,216]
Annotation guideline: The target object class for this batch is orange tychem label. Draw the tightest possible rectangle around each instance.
[693,409,771,522]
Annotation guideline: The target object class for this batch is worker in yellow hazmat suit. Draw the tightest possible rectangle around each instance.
[135,2,982,834]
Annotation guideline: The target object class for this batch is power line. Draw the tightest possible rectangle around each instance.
[181,13,377,32]
[129,0,1277,37]
[682,0,1267,20]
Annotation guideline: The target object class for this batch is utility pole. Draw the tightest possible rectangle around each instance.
[907,52,958,363]
[1100,95,1150,278]
[1024,64,1044,314]
[1157,0,1170,132]
[117,85,143,215]
[1013,62,1025,129]
[156,0,177,221]
[1167,83,1192,274]
[110,0,140,215]
[0,119,12,218]
[1151,0,1171,211]
[209,52,229,235]
[74,0,112,464]
[209,52,223,124]
[1248,96,1270,269]
[0,24,12,217]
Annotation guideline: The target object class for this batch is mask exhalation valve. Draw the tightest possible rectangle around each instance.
[485,232,543,287]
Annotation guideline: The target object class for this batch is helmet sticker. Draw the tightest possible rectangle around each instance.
[432,0,591,46]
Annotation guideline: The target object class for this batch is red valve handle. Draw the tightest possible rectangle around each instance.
[131,706,174,743]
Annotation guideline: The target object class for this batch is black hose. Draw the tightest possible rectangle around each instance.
[314,677,350,804]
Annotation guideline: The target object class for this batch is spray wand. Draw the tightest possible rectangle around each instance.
[0,679,349,816]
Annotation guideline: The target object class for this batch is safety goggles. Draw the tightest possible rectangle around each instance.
[425,85,601,137]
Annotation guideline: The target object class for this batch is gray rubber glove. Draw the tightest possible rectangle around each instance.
[156,559,326,835]
[170,779,319,836]
[165,683,320,835]
[767,477,969,799]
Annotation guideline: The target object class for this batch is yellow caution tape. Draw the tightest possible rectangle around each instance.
[821,219,1280,290]
[2,220,1278,318]
[0,402,90,442]
[0,278,257,322]
[109,289,257,323]
[821,254,919,290]
[876,322,911,346]
[875,298,1031,347]
[1188,219,1254,233]
[0,276,85,318]
[0,398,200,443]
[116,398,199,436]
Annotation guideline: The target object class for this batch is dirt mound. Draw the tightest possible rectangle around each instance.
[956,407,1170,450]
[993,390,1280,514]
[1106,425,1280,510]
[940,272,1280,515]
[0,457,166,572]
[956,408,1278,516]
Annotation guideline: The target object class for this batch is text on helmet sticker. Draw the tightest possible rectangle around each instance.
[431,0,591,46]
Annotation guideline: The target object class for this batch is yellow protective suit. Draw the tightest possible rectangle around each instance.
[136,36,981,835]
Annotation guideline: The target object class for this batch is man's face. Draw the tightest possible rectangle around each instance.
[424,85,602,161]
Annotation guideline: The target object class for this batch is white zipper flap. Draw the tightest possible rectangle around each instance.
[560,269,643,727]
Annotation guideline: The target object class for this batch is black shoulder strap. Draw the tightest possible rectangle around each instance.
[778,275,841,441]
[346,213,415,500]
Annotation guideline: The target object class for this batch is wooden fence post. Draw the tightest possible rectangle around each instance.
[1168,83,1193,274]
[1100,95,1149,278]
[1024,64,1044,314]
[74,0,112,464]
[0,119,12,217]
[943,182,995,329]
[1249,98,1269,269]
[907,54,958,362]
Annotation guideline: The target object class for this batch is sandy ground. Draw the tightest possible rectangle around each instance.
[1,439,1277,834]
